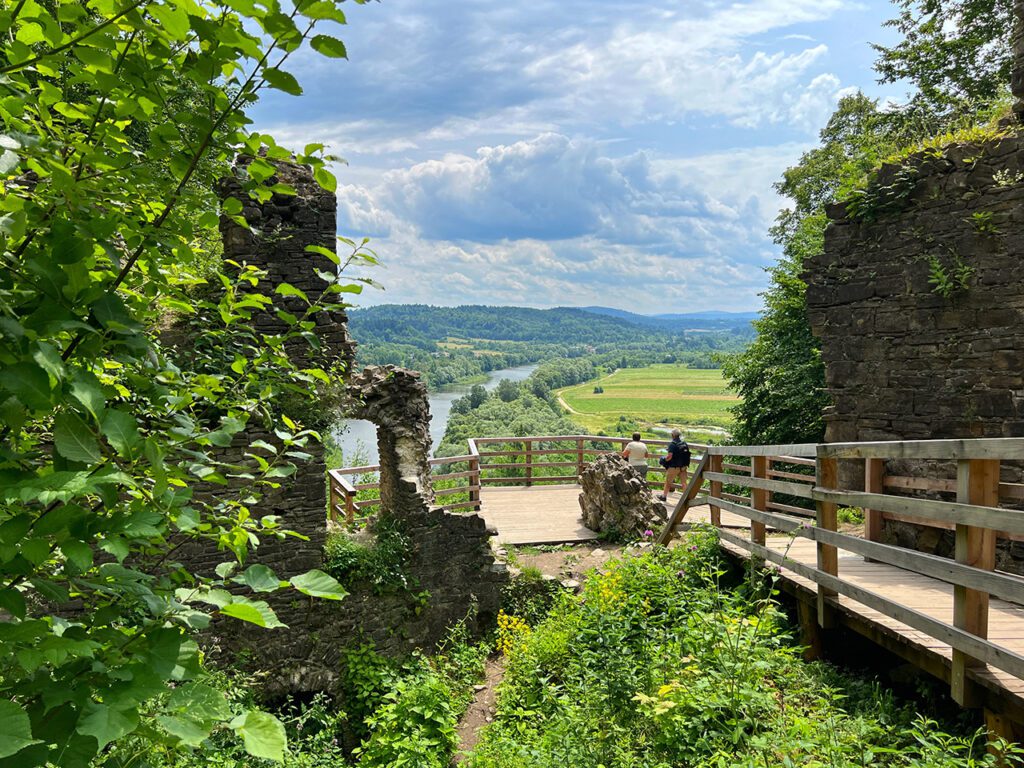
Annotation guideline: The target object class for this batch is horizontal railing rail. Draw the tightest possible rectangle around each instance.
[658,436,1024,706]
[328,434,708,523]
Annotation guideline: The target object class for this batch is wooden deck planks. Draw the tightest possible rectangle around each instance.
[478,485,732,545]
[476,485,1024,709]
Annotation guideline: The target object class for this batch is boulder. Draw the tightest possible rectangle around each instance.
[578,454,665,539]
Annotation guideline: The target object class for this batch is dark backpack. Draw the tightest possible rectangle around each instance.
[679,441,691,467]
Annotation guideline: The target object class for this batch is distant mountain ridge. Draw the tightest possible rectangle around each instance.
[348,304,756,346]
[575,306,759,331]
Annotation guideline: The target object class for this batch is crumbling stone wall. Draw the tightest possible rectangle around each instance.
[806,134,1024,570]
[178,159,506,693]
[348,365,435,515]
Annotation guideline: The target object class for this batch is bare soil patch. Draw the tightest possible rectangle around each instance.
[453,656,505,763]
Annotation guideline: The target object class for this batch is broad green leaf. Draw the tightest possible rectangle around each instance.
[78,703,139,749]
[275,283,308,301]
[231,710,287,762]
[0,699,41,758]
[219,599,286,628]
[145,627,184,677]
[299,1,346,23]
[262,67,302,96]
[0,362,52,411]
[49,218,92,265]
[310,34,347,58]
[70,371,105,419]
[61,539,93,572]
[54,413,102,464]
[239,564,281,593]
[157,714,211,746]
[0,589,26,620]
[101,409,141,456]
[149,2,191,39]
[304,243,340,264]
[289,569,348,601]
[32,343,64,382]
[313,166,336,193]
[167,683,231,721]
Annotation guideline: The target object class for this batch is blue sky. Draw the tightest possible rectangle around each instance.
[252,0,905,313]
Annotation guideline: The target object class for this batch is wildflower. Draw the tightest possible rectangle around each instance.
[689,545,698,552]
[676,569,686,578]
[800,520,813,529]
[643,529,654,538]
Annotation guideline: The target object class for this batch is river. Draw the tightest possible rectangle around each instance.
[329,363,538,465]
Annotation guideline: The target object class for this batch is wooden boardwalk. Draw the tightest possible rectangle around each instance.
[476,484,1024,717]
[478,486,748,545]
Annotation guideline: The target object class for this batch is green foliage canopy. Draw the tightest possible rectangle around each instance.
[0,0,368,764]
[874,0,1015,121]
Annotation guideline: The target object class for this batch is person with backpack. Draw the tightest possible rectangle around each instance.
[657,428,691,501]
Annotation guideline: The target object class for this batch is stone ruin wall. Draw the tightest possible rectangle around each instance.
[175,159,506,695]
[806,135,1024,571]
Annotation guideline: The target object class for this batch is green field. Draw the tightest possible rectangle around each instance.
[555,365,738,439]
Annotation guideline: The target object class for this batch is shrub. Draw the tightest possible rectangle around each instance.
[324,521,411,592]
[465,528,1010,767]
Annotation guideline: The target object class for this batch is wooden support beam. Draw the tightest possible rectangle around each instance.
[524,439,533,487]
[709,453,723,528]
[576,438,585,480]
[952,458,999,706]
[751,456,768,552]
[864,458,885,544]
[816,455,838,627]
[797,598,825,661]
[656,453,709,545]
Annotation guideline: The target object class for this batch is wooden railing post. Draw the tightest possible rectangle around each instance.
[816,455,839,627]
[576,437,585,480]
[524,439,533,487]
[751,456,768,548]
[328,474,339,524]
[709,453,723,528]
[864,458,885,543]
[345,492,355,527]
[468,439,481,511]
[951,458,999,705]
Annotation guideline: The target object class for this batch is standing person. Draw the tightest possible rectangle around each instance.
[621,432,649,480]
[658,428,690,501]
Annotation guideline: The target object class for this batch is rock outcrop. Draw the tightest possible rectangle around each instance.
[578,454,664,539]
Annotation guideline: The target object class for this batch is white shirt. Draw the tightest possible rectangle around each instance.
[624,441,648,465]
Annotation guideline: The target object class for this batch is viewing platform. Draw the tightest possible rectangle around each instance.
[329,434,1024,734]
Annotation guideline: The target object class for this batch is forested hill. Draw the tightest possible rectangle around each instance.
[348,304,756,346]
[576,306,759,333]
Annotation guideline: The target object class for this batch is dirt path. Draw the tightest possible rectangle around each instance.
[452,543,630,763]
[556,393,579,415]
[453,656,505,763]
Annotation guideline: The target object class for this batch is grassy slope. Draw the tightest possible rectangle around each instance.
[555,365,737,435]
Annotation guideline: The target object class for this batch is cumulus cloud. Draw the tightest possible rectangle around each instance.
[334,133,799,311]
[248,0,892,311]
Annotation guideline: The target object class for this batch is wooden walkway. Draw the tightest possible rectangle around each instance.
[750,536,1024,708]
[475,484,1024,718]
[478,486,748,545]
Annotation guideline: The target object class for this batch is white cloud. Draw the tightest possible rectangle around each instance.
[248,0,894,312]
[335,134,798,312]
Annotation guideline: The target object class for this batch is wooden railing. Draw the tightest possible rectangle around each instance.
[659,437,1024,706]
[328,434,708,523]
